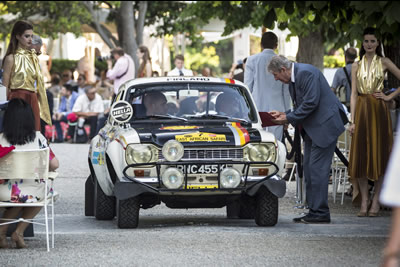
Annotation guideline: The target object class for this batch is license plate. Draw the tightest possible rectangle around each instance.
[186,185,218,189]
[177,164,226,174]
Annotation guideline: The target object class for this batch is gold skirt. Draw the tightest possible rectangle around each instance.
[349,94,393,181]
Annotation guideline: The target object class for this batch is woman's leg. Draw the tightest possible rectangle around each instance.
[357,177,370,216]
[369,177,384,214]
[12,207,42,248]
[0,207,23,248]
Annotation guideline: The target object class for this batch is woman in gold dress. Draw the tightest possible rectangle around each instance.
[348,27,400,217]
[1,20,51,131]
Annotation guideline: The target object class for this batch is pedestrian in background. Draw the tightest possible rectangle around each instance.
[268,55,346,224]
[228,58,246,82]
[137,45,152,78]
[106,47,135,99]
[348,27,400,217]
[167,55,193,76]
[331,47,358,110]
[1,20,51,131]
[244,31,291,142]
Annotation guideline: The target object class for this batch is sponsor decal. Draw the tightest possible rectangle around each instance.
[161,126,200,130]
[175,132,227,142]
[92,152,105,165]
[227,122,250,146]
[110,101,133,124]
[166,77,210,81]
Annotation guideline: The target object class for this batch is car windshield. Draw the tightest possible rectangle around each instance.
[124,83,257,123]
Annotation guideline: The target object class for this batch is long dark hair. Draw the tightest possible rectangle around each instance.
[359,27,384,60]
[3,98,36,145]
[2,20,33,67]
[138,45,151,77]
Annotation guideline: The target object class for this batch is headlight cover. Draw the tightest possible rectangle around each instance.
[220,168,241,188]
[244,143,276,162]
[162,168,184,189]
[162,140,184,162]
[126,144,157,164]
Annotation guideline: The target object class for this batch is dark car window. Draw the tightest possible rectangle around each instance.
[126,83,257,123]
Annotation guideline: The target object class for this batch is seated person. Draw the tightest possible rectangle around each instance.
[176,96,198,116]
[143,92,168,116]
[215,92,242,117]
[52,84,79,142]
[71,85,104,141]
[0,98,59,249]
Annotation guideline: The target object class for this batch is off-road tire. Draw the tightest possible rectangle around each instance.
[85,175,95,216]
[117,197,140,229]
[255,187,278,226]
[94,176,116,220]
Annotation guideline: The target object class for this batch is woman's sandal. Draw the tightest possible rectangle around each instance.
[0,232,8,249]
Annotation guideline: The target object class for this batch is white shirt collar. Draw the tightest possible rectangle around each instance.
[291,63,295,83]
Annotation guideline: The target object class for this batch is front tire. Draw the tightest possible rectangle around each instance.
[255,187,278,226]
[94,175,116,220]
[85,175,95,216]
[117,197,140,229]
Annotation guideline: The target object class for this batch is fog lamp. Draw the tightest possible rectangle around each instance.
[162,140,184,162]
[162,168,184,189]
[220,168,241,188]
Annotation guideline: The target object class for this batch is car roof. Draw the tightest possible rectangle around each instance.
[118,77,248,93]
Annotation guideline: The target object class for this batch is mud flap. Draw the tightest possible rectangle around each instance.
[246,179,286,198]
[114,180,159,200]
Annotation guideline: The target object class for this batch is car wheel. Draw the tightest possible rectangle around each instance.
[117,197,140,229]
[85,175,95,216]
[94,175,116,220]
[255,186,278,226]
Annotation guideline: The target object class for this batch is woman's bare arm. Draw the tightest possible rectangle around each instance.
[2,55,14,98]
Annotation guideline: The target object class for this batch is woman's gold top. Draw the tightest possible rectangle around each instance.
[356,54,384,94]
[9,47,51,125]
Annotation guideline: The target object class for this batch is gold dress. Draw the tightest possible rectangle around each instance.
[349,55,393,191]
[8,48,51,129]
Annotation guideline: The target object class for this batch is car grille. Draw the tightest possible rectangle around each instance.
[159,148,243,161]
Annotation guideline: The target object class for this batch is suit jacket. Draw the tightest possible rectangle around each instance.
[286,63,345,148]
[244,49,291,113]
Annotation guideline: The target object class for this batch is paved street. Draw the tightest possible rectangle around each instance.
[0,143,391,266]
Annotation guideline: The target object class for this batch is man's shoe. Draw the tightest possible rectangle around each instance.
[293,214,309,223]
[294,214,331,224]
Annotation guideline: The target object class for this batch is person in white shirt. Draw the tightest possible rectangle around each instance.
[71,85,104,140]
[167,55,193,76]
[106,47,135,99]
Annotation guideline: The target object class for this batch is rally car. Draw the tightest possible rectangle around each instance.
[85,77,287,228]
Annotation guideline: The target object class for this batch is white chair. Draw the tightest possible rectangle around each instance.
[0,148,58,251]
[332,129,350,204]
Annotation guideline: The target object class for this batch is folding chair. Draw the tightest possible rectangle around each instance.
[331,129,350,204]
[0,148,58,251]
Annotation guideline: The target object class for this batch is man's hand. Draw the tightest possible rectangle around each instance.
[107,59,113,70]
[269,110,288,125]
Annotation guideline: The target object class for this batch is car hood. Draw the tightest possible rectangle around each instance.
[134,123,262,147]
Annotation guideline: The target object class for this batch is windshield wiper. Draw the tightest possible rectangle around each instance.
[192,114,251,125]
[136,114,188,122]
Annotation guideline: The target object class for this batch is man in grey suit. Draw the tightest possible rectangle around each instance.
[267,55,346,224]
[244,32,291,142]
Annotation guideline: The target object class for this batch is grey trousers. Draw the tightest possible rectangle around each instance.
[303,134,337,217]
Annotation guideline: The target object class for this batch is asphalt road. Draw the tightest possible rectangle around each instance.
[0,143,392,266]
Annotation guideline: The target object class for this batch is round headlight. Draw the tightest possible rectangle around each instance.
[162,140,184,162]
[220,168,241,188]
[162,168,184,189]
[126,145,153,164]
[248,144,270,162]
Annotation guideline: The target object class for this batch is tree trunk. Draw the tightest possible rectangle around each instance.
[136,1,148,46]
[119,1,138,77]
[384,40,400,89]
[296,31,324,71]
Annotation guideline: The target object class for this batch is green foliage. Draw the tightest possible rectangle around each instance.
[2,1,92,39]
[50,59,78,75]
[185,46,220,75]
[95,59,108,73]
[323,55,345,68]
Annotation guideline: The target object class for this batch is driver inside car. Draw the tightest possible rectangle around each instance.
[215,92,242,117]
[143,92,168,116]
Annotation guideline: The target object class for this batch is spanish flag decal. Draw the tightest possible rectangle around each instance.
[228,122,250,146]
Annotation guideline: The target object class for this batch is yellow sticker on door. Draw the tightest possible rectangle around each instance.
[175,132,226,142]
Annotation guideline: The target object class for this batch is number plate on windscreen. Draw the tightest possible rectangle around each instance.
[177,164,226,174]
